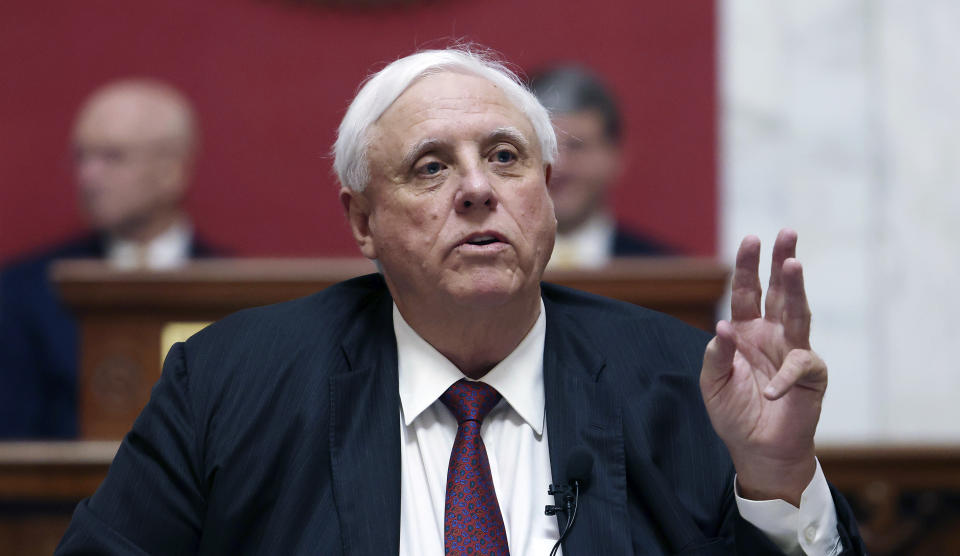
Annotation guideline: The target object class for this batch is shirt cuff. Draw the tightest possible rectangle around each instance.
[734,458,843,556]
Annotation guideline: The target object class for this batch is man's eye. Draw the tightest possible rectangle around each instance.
[74,148,128,165]
[419,161,444,175]
[492,149,517,163]
[101,149,127,163]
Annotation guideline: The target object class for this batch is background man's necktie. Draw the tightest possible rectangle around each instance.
[440,379,511,556]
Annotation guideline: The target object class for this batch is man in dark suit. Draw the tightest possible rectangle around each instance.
[57,49,864,554]
[529,65,672,268]
[0,79,216,438]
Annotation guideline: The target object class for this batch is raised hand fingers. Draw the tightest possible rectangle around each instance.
[763,348,826,400]
[781,258,812,348]
[764,229,798,321]
[731,236,762,322]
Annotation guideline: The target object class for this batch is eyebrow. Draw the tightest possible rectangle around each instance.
[488,127,531,151]
[400,138,445,170]
[399,126,533,169]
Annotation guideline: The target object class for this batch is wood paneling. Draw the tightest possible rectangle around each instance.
[819,444,960,555]
[52,257,728,439]
[0,442,117,556]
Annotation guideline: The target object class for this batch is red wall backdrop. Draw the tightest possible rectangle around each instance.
[0,0,716,264]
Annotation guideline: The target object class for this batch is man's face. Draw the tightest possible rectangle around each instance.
[342,71,556,312]
[548,110,621,233]
[72,93,188,236]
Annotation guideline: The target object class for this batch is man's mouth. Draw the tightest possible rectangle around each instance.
[466,235,498,246]
[459,232,508,251]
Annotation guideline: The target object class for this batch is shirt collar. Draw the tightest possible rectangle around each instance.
[547,211,615,270]
[394,300,546,435]
[106,218,192,270]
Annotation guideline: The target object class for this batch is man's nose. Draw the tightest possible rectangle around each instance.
[454,166,498,213]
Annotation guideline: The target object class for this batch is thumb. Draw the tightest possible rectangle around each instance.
[701,320,737,394]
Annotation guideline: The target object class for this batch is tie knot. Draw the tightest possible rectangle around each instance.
[440,380,502,425]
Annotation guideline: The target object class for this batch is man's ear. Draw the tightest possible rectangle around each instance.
[153,156,190,205]
[339,186,377,260]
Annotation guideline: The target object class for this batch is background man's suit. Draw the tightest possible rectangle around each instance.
[56,274,864,554]
[613,225,672,256]
[0,234,217,438]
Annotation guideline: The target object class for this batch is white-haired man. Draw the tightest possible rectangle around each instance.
[57,49,864,555]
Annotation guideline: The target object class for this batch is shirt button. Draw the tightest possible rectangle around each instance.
[804,525,817,542]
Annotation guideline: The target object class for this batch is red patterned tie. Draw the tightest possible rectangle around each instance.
[440,380,510,555]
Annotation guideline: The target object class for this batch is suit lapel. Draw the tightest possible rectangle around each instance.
[329,290,402,555]
[543,297,631,555]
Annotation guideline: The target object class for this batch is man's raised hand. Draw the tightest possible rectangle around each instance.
[700,229,827,506]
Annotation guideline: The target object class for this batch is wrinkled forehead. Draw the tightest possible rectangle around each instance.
[372,70,539,151]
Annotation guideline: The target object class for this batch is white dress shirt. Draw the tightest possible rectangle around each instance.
[105,219,193,270]
[394,301,841,555]
[397,301,560,555]
[735,460,843,555]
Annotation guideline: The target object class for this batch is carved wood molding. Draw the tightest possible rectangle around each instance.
[819,444,960,555]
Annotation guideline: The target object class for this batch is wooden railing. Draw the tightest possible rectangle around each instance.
[51,257,729,439]
[818,444,960,554]
[0,441,119,555]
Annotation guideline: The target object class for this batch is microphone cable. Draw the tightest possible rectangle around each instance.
[549,480,580,556]
[546,448,593,556]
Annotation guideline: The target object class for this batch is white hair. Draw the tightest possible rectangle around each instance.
[333,47,557,192]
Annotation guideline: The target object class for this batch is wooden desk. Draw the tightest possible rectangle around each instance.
[52,257,729,439]
[0,442,117,556]
[818,444,960,554]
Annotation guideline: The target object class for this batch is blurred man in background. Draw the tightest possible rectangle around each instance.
[530,65,672,269]
[0,79,217,438]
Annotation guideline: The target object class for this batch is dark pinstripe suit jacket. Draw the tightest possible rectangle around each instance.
[56,274,864,554]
